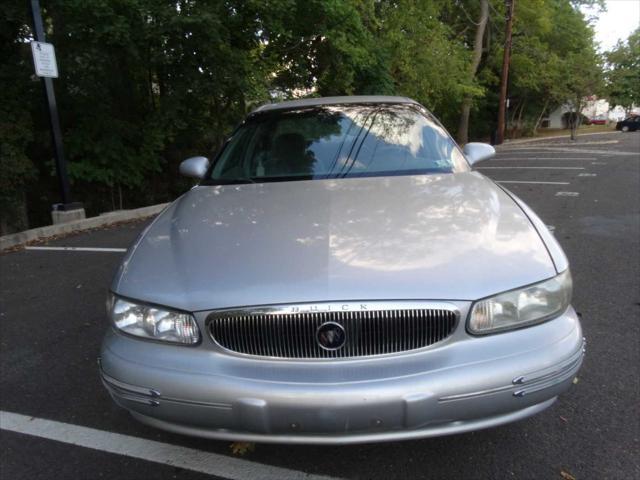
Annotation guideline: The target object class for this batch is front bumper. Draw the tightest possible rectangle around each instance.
[100,307,584,445]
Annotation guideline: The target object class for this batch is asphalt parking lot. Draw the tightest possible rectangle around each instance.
[1,131,638,479]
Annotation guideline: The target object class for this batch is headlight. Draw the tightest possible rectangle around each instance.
[109,294,200,344]
[468,270,572,334]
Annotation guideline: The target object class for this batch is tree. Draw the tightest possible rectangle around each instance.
[44,0,273,210]
[372,0,476,131]
[605,28,640,114]
[545,0,603,139]
[0,2,36,234]
[0,0,606,232]
[456,0,489,145]
[260,0,383,96]
[488,0,603,139]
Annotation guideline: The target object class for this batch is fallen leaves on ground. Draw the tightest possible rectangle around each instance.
[560,470,576,480]
[230,441,255,455]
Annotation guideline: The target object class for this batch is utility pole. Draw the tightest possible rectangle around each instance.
[30,0,84,222]
[496,0,515,145]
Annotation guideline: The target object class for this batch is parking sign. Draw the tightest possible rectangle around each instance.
[31,41,58,78]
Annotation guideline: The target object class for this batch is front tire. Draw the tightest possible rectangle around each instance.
[621,125,630,132]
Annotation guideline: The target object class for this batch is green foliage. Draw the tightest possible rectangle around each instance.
[0,2,37,232]
[48,0,273,190]
[478,0,604,138]
[605,28,640,112]
[373,0,475,128]
[261,0,382,95]
[0,0,606,232]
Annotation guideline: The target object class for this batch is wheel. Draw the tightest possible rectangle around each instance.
[621,125,630,132]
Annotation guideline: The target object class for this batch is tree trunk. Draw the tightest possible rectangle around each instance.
[569,108,578,140]
[496,0,516,144]
[457,0,489,145]
[513,100,526,138]
[509,100,520,125]
[533,98,550,135]
[570,97,581,141]
[509,100,520,134]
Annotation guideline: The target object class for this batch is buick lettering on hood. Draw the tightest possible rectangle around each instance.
[100,96,584,444]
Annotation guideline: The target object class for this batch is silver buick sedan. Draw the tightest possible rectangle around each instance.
[100,96,584,444]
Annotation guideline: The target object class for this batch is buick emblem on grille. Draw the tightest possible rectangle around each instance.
[316,322,346,351]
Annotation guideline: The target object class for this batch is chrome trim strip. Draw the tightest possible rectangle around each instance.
[160,397,232,409]
[101,378,160,407]
[511,344,584,385]
[439,340,585,403]
[209,301,461,316]
[101,369,233,410]
[102,370,160,398]
[439,384,515,402]
[513,363,580,397]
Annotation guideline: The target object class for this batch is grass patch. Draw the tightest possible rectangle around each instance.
[533,124,615,138]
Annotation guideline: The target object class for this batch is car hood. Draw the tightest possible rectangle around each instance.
[113,172,556,311]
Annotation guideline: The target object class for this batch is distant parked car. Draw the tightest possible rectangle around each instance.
[588,116,607,125]
[616,116,640,132]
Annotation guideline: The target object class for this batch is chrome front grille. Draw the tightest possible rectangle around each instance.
[207,302,458,359]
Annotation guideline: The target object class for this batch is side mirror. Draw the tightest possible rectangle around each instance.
[463,142,496,166]
[179,156,210,179]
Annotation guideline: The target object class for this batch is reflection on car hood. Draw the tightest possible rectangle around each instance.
[113,172,556,311]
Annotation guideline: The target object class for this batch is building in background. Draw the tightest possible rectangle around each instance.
[543,96,638,129]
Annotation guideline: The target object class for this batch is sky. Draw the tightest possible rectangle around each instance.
[588,0,640,52]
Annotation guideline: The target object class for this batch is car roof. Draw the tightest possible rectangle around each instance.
[251,95,421,114]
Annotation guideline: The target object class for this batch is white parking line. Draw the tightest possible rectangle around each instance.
[493,157,596,161]
[25,246,127,253]
[503,139,619,149]
[496,181,570,185]
[524,147,637,156]
[0,411,340,480]
[478,166,584,170]
[495,153,567,157]
[555,192,580,197]
[495,151,554,154]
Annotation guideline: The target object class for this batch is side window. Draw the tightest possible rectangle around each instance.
[211,126,255,178]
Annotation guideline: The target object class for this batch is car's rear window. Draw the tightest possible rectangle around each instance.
[206,104,468,184]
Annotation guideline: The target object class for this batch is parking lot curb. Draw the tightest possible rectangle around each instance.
[0,203,168,251]
[498,130,618,147]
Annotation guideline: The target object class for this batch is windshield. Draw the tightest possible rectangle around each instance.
[206,104,469,184]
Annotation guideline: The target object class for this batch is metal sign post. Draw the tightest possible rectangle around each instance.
[30,0,83,215]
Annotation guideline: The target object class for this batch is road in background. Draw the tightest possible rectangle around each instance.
[1,131,638,479]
